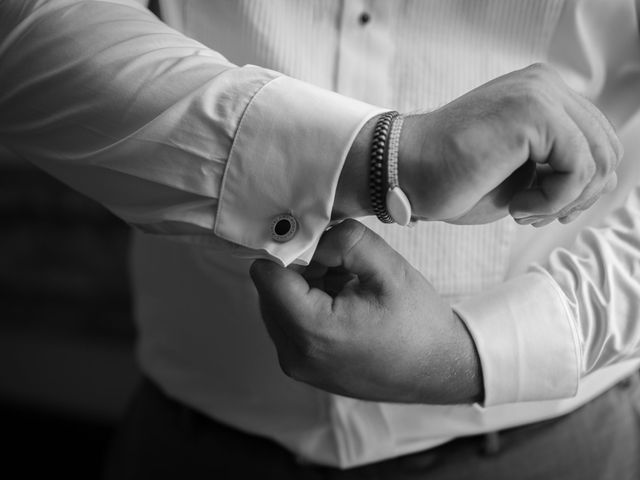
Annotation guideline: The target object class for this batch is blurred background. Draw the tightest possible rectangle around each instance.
[0,144,139,478]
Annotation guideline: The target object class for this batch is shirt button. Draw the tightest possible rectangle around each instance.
[271,214,297,242]
[358,12,371,25]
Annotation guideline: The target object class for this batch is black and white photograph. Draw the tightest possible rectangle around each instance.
[1,1,640,478]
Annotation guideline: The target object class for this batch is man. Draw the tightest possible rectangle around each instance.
[1,0,638,478]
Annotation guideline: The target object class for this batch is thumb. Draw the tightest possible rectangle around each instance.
[313,219,402,283]
[250,259,328,329]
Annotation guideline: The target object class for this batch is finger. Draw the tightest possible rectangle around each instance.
[558,210,582,224]
[521,187,604,226]
[570,90,623,164]
[540,67,623,164]
[532,217,555,228]
[510,111,593,217]
[508,64,619,221]
[562,172,617,218]
[557,93,618,213]
[525,171,614,223]
[602,174,618,194]
[555,171,616,219]
[514,216,539,225]
[301,261,329,290]
[447,160,536,225]
[312,219,403,285]
[514,191,596,226]
[250,259,330,330]
[562,193,599,216]
[323,267,358,297]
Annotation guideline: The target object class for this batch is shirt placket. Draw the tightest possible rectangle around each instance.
[328,0,397,467]
[335,0,394,108]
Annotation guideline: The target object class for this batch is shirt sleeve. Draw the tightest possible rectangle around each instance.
[454,184,640,406]
[452,0,640,408]
[0,0,383,266]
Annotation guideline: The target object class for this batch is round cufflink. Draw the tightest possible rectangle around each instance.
[271,214,297,242]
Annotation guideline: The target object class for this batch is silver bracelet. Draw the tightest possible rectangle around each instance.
[385,114,413,226]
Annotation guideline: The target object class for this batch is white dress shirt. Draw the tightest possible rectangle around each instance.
[2,0,640,468]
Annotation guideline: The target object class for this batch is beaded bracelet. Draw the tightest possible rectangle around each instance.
[369,111,399,223]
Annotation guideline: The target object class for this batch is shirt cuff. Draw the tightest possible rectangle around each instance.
[214,74,385,266]
[453,271,581,406]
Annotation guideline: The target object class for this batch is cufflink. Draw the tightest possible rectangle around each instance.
[271,214,297,242]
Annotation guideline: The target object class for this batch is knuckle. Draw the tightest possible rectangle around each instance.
[525,62,556,80]
[608,173,619,191]
[590,143,613,174]
[586,155,598,177]
[508,81,550,117]
[514,64,561,107]
[577,159,597,186]
[519,86,544,111]
[506,87,539,112]
[615,139,624,164]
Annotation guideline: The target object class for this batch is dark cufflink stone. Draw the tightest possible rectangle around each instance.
[271,214,297,242]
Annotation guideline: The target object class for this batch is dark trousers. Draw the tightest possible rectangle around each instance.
[103,372,640,480]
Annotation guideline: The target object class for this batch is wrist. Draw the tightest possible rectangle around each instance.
[450,311,485,403]
[416,310,485,404]
[398,113,432,221]
[400,112,462,222]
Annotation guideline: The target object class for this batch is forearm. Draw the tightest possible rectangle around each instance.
[454,182,640,407]
[0,0,383,263]
[409,310,485,405]
[443,312,485,404]
[0,0,250,229]
[543,186,640,374]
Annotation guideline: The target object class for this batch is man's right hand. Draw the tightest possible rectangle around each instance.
[337,63,622,226]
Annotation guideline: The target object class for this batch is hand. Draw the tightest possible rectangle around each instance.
[336,63,622,225]
[402,63,622,225]
[250,219,483,404]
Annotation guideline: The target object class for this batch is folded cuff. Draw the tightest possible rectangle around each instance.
[215,74,384,266]
[453,271,581,406]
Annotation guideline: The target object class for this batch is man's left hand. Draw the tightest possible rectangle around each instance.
[250,219,483,404]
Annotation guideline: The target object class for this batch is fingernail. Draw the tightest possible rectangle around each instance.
[532,218,554,228]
